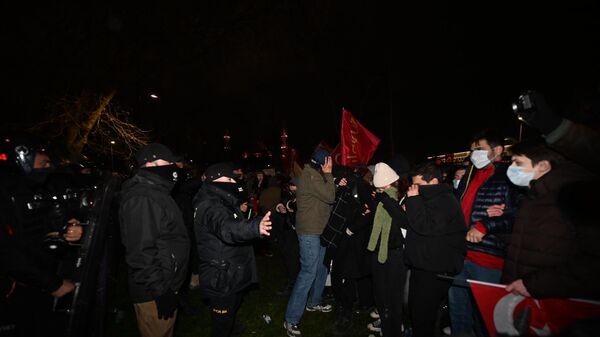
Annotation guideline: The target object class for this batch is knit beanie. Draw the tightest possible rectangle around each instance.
[373,162,399,188]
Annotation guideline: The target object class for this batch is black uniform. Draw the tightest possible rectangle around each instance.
[0,172,83,337]
[193,182,263,337]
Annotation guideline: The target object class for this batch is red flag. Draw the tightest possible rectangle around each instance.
[469,280,600,336]
[330,144,342,166]
[340,108,380,166]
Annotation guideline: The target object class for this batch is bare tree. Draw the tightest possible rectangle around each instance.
[32,91,150,160]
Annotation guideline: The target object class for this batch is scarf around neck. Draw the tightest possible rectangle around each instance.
[367,186,398,263]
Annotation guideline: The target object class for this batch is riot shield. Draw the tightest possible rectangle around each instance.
[63,173,122,337]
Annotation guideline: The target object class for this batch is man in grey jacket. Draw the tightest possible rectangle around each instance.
[120,143,190,337]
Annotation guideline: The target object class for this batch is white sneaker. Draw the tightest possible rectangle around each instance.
[367,319,382,332]
[305,304,333,312]
[284,321,302,337]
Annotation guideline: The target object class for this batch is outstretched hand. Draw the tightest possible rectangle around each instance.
[259,211,272,236]
[515,90,561,134]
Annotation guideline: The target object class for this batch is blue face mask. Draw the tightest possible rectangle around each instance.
[506,165,534,187]
[452,179,460,189]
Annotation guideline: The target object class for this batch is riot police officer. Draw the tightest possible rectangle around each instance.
[0,137,83,336]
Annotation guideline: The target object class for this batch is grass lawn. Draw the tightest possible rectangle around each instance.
[107,250,375,337]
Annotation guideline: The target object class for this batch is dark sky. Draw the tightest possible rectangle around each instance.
[3,1,600,164]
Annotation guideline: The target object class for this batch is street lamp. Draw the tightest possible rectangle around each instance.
[149,94,159,100]
[110,140,115,170]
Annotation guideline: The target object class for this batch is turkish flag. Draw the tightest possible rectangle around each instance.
[340,108,380,166]
[469,280,600,336]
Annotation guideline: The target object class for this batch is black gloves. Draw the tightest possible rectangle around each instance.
[515,90,562,135]
[155,289,179,320]
[375,191,391,202]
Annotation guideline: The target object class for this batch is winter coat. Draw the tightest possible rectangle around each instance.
[502,162,600,299]
[404,184,467,274]
[295,165,336,235]
[193,182,262,297]
[119,170,190,303]
[373,191,409,251]
[456,162,520,258]
[0,174,65,294]
[321,181,373,279]
[545,119,600,173]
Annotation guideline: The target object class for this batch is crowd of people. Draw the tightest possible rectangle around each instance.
[1,91,599,337]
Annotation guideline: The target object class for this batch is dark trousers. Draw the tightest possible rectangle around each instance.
[276,228,300,287]
[205,293,242,337]
[356,276,374,309]
[409,269,453,337]
[372,249,406,337]
[331,262,356,318]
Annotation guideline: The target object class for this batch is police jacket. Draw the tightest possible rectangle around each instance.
[119,170,190,303]
[193,182,262,297]
[0,174,75,295]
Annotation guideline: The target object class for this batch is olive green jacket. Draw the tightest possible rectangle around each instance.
[295,165,336,235]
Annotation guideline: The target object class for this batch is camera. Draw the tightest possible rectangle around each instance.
[512,90,536,117]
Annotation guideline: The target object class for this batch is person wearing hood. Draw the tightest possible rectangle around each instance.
[119,143,190,337]
[193,162,272,337]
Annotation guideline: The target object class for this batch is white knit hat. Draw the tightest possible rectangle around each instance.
[373,162,399,188]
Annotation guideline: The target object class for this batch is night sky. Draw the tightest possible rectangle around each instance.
[4,1,600,164]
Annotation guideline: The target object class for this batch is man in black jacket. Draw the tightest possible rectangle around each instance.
[119,143,190,337]
[193,162,272,337]
[405,162,467,337]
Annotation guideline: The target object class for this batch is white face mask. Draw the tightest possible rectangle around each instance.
[470,150,491,169]
[506,165,535,187]
[452,179,460,189]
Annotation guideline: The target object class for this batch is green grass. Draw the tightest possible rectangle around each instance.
[107,251,375,337]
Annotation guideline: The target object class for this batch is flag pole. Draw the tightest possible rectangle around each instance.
[437,275,507,289]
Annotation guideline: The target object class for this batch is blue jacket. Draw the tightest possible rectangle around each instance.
[456,162,520,258]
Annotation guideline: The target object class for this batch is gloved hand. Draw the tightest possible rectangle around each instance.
[155,289,179,320]
[515,90,562,135]
[376,190,391,203]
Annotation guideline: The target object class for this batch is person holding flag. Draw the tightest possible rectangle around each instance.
[502,140,600,300]
[466,140,600,337]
